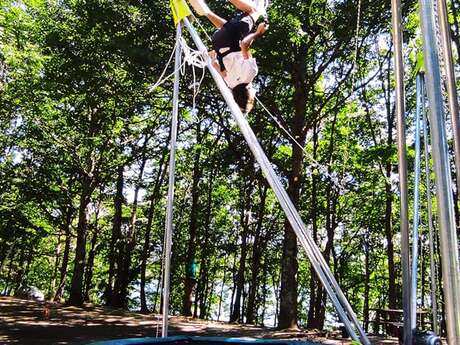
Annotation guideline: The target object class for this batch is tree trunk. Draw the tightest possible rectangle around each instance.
[13,247,26,293]
[49,233,62,299]
[0,241,16,278]
[363,230,370,332]
[260,255,269,326]
[114,138,148,309]
[229,246,238,321]
[106,165,124,307]
[3,250,16,295]
[54,208,73,302]
[272,270,280,327]
[313,188,338,329]
[140,148,168,313]
[278,41,309,330]
[230,188,251,323]
[84,204,100,302]
[183,123,202,316]
[246,184,267,324]
[278,152,301,329]
[307,125,320,329]
[217,257,227,321]
[196,166,214,319]
[68,175,92,306]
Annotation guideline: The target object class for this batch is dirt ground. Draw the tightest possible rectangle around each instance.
[0,297,398,345]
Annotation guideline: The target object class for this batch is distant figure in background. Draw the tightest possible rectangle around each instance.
[188,0,268,114]
[42,306,50,319]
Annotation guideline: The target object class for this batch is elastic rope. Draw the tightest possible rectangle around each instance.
[189,7,345,188]
[149,40,183,92]
[179,36,208,115]
[255,95,344,190]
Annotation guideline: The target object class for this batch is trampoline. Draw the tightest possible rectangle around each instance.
[87,336,324,345]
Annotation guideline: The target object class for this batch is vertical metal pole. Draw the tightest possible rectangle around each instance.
[422,84,439,334]
[162,22,182,338]
[419,0,460,342]
[182,17,371,345]
[390,0,411,342]
[437,0,460,195]
[410,74,423,332]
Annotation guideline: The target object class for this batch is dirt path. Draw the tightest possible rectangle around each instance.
[0,297,398,345]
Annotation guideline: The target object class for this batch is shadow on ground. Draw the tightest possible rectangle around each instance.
[0,297,398,345]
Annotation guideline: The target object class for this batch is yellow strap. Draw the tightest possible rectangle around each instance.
[170,0,192,26]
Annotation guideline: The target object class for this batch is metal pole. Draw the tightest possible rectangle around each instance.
[421,83,439,334]
[437,0,460,196]
[182,17,371,345]
[390,0,411,342]
[162,22,182,337]
[419,0,460,342]
[410,73,423,332]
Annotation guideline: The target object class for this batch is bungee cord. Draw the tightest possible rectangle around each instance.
[179,36,207,110]
[161,3,372,342]
[155,0,357,192]
[149,34,208,95]
[254,95,345,190]
[149,39,182,92]
[188,1,347,191]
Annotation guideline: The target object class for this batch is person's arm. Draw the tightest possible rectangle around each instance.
[240,22,268,59]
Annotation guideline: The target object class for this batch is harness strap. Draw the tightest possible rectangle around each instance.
[217,46,241,71]
[215,14,256,71]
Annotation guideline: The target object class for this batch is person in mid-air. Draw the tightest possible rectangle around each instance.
[188,0,268,114]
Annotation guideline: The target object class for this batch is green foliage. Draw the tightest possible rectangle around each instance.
[0,0,447,336]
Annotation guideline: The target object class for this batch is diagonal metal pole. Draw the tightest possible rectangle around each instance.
[162,22,182,337]
[421,78,439,334]
[410,73,423,332]
[437,0,460,196]
[182,17,371,345]
[390,0,411,342]
[419,0,460,342]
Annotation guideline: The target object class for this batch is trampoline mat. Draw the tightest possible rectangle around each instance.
[86,336,326,345]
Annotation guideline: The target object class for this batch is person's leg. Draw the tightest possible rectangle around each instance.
[188,0,210,16]
[206,12,227,28]
[228,0,257,14]
[189,0,227,28]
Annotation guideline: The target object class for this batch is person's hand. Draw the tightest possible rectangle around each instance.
[256,22,268,36]
[212,59,220,70]
[208,50,217,59]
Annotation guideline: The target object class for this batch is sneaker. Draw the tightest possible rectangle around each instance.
[188,0,210,16]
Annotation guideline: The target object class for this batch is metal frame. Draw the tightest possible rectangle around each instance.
[437,0,460,195]
[390,0,412,342]
[180,16,371,345]
[419,0,460,342]
[421,82,439,334]
[410,73,423,331]
[160,0,460,342]
[162,22,183,337]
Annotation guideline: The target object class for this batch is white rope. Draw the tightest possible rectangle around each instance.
[192,15,214,43]
[179,36,208,113]
[149,34,209,115]
[149,39,184,92]
[189,7,345,190]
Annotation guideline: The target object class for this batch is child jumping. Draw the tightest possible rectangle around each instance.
[188,0,268,114]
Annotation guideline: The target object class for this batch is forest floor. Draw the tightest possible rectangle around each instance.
[0,297,399,345]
